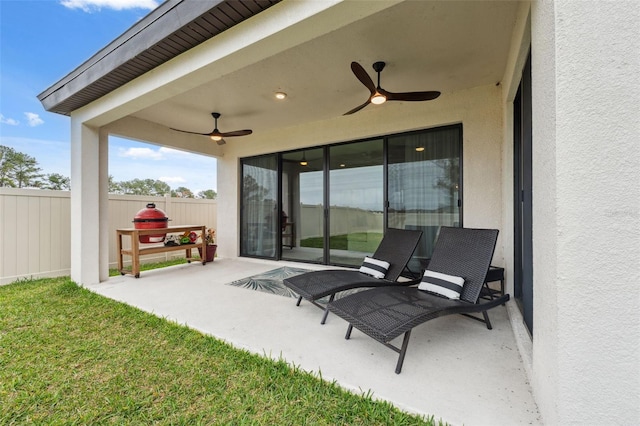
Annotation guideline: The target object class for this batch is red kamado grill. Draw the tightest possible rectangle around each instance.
[133,203,169,243]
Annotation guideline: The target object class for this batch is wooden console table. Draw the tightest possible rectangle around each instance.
[117,225,207,278]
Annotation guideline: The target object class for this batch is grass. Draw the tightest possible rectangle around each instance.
[0,276,444,425]
[109,258,189,277]
[301,234,348,249]
[301,232,383,251]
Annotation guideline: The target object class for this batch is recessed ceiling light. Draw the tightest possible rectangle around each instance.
[275,92,287,100]
[415,147,425,152]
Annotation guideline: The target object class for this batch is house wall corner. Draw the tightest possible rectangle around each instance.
[531,1,640,424]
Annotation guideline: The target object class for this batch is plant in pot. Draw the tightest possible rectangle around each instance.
[198,228,217,262]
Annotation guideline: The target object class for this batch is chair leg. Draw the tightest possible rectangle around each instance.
[395,330,413,374]
[482,311,493,330]
[483,281,495,301]
[296,296,302,306]
[320,294,335,324]
[345,324,353,340]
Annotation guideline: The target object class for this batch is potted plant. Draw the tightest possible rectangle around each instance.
[198,228,217,262]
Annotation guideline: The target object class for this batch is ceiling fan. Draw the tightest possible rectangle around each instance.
[171,112,252,145]
[344,61,441,115]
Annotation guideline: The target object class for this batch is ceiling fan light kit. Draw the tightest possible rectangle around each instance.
[371,92,387,104]
[344,61,441,115]
[171,112,252,145]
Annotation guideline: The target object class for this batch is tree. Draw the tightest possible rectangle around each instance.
[10,151,43,188]
[151,180,171,196]
[108,175,122,194]
[119,178,170,196]
[42,173,70,190]
[172,186,194,198]
[243,175,271,202]
[0,145,17,187]
[198,189,217,199]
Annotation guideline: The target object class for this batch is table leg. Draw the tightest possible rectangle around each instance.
[132,231,140,278]
[117,232,124,275]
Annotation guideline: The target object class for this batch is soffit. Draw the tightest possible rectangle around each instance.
[38,0,282,115]
[131,1,521,138]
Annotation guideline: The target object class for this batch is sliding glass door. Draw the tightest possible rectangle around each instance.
[328,140,384,266]
[240,155,278,258]
[387,126,462,271]
[281,148,324,263]
[240,124,462,267]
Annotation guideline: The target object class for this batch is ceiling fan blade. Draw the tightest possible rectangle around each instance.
[350,62,376,94]
[220,129,253,137]
[343,99,371,115]
[216,138,226,146]
[170,128,212,136]
[382,89,441,102]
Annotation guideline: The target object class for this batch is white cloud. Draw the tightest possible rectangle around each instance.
[109,137,217,191]
[0,114,19,126]
[159,147,192,157]
[159,176,186,184]
[118,145,213,163]
[24,112,44,127]
[60,0,159,12]
[119,147,164,160]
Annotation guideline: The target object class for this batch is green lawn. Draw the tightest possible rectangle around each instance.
[301,232,383,252]
[0,276,443,425]
[109,257,190,277]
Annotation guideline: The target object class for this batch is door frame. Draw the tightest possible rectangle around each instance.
[513,50,533,335]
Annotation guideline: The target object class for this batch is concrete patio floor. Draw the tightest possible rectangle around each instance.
[89,257,541,425]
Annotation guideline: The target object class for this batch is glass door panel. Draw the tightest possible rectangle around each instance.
[387,126,461,271]
[514,51,533,334]
[328,140,384,266]
[240,155,278,258]
[281,148,324,263]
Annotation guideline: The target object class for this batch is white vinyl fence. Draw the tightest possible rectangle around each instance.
[0,188,217,285]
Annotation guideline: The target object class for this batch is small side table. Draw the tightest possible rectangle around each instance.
[481,266,505,302]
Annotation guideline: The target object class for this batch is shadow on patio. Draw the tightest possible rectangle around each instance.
[89,257,540,425]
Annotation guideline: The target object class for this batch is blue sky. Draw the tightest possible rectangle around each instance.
[0,0,217,193]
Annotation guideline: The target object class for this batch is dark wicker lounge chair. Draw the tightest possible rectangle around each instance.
[326,227,510,374]
[283,228,423,324]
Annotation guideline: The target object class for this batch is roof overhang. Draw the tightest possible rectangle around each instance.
[38,1,526,155]
[38,0,281,115]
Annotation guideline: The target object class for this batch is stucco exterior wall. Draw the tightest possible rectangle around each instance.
[217,83,504,263]
[55,1,639,422]
[531,1,640,424]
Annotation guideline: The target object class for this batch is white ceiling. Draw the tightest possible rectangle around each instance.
[132,1,520,138]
